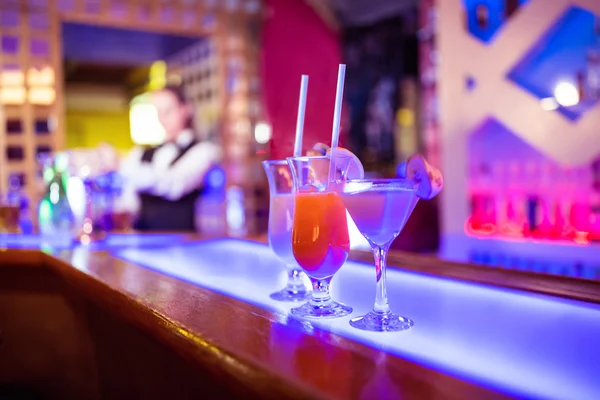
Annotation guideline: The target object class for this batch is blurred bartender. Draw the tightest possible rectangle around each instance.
[116,84,222,231]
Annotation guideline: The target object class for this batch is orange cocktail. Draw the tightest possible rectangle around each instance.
[292,191,350,279]
[287,155,353,319]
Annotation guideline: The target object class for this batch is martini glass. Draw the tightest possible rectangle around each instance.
[286,155,353,318]
[340,179,419,331]
[262,160,310,301]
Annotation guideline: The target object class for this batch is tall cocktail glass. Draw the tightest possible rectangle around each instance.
[340,179,419,331]
[262,160,310,301]
[286,155,352,318]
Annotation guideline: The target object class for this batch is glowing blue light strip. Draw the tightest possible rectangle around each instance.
[0,233,187,250]
[113,238,600,400]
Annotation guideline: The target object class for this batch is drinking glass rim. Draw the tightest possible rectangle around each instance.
[286,155,331,162]
[261,159,288,167]
[345,178,419,190]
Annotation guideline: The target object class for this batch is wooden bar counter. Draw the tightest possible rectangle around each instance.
[0,234,599,400]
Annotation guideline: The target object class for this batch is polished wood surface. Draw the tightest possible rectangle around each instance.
[3,235,598,399]
[0,262,98,399]
[0,244,513,400]
[0,258,285,400]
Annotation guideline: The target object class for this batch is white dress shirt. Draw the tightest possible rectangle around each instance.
[115,130,222,214]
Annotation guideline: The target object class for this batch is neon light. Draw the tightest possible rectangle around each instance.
[114,238,600,400]
[0,87,26,104]
[0,69,24,86]
[254,122,272,144]
[27,66,54,86]
[28,87,55,105]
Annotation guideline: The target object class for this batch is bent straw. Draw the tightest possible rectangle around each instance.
[293,75,309,157]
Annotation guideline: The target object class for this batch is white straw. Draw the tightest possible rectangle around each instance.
[330,64,346,150]
[328,64,346,184]
[293,75,309,157]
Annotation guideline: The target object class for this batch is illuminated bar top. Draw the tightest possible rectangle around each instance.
[2,234,599,400]
[0,232,188,250]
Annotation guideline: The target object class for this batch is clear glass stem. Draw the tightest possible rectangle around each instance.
[309,277,333,308]
[285,266,306,292]
[372,243,392,315]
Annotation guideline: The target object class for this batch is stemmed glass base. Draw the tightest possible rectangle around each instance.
[270,267,310,302]
[349,241,414,332]
[291,300,352,319]
[350,311,413,332]
[290,277,352,319]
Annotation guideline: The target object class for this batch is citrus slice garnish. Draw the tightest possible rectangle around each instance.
[306,142,330,156]
[327,147,365,181]
[406,154,443,200]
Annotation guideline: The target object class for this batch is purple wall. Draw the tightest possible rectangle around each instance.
[62,23,200,65]
[261,0,345,159]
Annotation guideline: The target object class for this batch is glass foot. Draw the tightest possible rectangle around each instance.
[291,300,352,319]
[269,287,311,302]
[350,311,413,332]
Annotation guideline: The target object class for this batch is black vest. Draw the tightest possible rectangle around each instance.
[134,140,203,232]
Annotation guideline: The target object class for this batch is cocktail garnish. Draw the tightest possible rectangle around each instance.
[405,154,443,200]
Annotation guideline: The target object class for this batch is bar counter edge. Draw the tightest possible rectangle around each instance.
[1,234,598,400]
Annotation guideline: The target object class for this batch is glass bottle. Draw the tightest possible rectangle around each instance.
[77,177,108,243]
[0,174,22,233]
[38,153,76,245]
[586,17,600,101]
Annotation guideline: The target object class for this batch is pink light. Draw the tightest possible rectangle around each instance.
[465,219,592,247]
[465,218,496,236]
[573,231,590,245]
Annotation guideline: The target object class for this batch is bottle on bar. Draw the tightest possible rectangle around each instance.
[524,161,540,237]
[590,157,600,241]
[38,154,76,245]
[226,186,247,236]
[568,167,591,237]
[8,173,34,234]
[552,166,575,240]
[586,17,600,101]
[537,162,555,239]
[77,176,109,243]
[475,4,490,29]
[492,161,508,234]
[196,167,227,236]
[506,161,527,236]
[469,163,487,231]
[0,174,22,233]
[482,162,496,227]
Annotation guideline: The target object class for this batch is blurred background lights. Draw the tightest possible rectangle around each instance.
[553,81,579,107]
[129,93,166,145]
[540,97,559,111]
[254,121,272,144]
